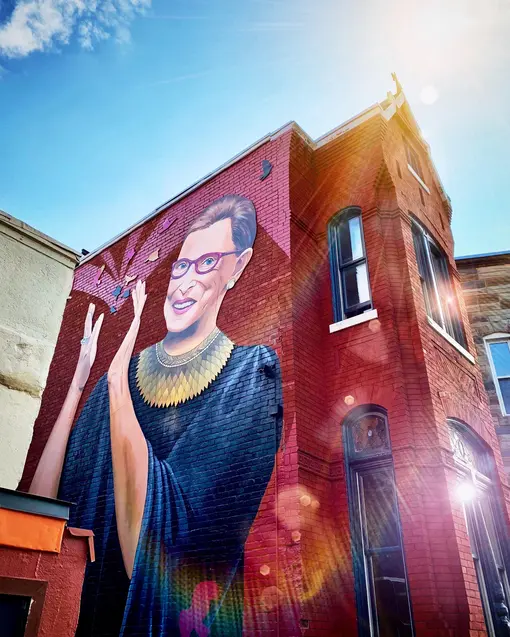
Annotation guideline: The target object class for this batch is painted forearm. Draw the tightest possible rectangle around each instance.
[108,377,148,579]
[28,376,84,498]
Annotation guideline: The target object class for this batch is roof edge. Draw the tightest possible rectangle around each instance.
[0,209,80,268]
[456,250,510,262]
[78,84,427,266]
[80,120,300,265]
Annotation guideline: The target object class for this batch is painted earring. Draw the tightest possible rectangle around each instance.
[226,279,235,290]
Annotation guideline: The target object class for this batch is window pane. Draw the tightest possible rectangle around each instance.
[349,216,364,261]
[412,227,440,324]
[429,244,454,331]
[339,215,364,264]
[343,262,370,309]
[370,551,413,637]
[361,471,400,548]
[490,342,510,377]
[340,220,353,263]
[499,379,510,414]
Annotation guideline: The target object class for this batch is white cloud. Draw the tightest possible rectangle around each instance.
[0,0,150,58]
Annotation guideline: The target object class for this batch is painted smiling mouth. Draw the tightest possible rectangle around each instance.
[172,299,196,310]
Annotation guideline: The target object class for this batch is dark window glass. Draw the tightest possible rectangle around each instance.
[411,224,440,323]
[0,594,31,637]
[345,411,414,637]
[412,221,465,346]
[328,208,372,322]
[370,551,413,637]
[360,470,400,549]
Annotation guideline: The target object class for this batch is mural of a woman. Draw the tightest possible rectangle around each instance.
[29,195,283,636]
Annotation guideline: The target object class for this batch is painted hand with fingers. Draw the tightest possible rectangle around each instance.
[74,303,104,391]
[108,280,147,394]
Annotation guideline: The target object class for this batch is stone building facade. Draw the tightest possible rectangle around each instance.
[0,211,79,489]
[17,85,510,636]
[457,251,510,473]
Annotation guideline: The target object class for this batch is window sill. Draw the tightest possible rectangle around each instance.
[427,316,475,364]
[408,164,430,194]
[329,309,378,334]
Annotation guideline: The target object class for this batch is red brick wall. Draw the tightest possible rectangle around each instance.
[285,111,509,637]
[19,107,509,637]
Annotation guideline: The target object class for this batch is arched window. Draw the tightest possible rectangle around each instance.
[448,420,510,635]
[484,334,510,416]
[328,207,372,322]
[343,407,414,637]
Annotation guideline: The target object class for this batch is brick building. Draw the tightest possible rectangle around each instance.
[457,251,510,477]
[17,83,510,636]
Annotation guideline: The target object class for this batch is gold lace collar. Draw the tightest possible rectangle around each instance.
[136,328,235,407]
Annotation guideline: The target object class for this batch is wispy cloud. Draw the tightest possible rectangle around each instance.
[146,70,212,87]
[235,21,304,32]
[0,0,151,58]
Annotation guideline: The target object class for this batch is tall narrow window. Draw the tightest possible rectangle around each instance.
[411,220,465,346]
[449,421,510,636]
[328,207,372,322]
[405,142,424,181]
[485,335,510,416]
[344,408,414,637]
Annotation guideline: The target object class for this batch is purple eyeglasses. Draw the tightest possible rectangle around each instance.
[171,251,242,279]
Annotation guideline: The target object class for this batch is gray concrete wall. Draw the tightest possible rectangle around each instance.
[0,211,79,489]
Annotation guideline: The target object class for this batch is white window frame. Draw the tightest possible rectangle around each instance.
[484,333,510,416]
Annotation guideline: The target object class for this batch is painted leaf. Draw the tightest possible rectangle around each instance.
[160,217,175,233]
[94,264,106,286]
[146,249,160,263]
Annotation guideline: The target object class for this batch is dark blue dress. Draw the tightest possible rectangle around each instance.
[59,344,282,637]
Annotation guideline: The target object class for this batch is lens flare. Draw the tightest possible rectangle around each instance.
[456,481,476,502]
[420,85,439,105]
[260,564,270,576]
[260,586,280,612]
[300,495,311,507]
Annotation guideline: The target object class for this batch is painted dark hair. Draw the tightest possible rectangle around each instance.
[186,195,257,252]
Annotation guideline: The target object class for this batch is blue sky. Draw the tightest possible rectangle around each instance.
[0,0,508,256]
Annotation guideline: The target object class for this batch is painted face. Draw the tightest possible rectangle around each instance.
[164,218,241,333]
